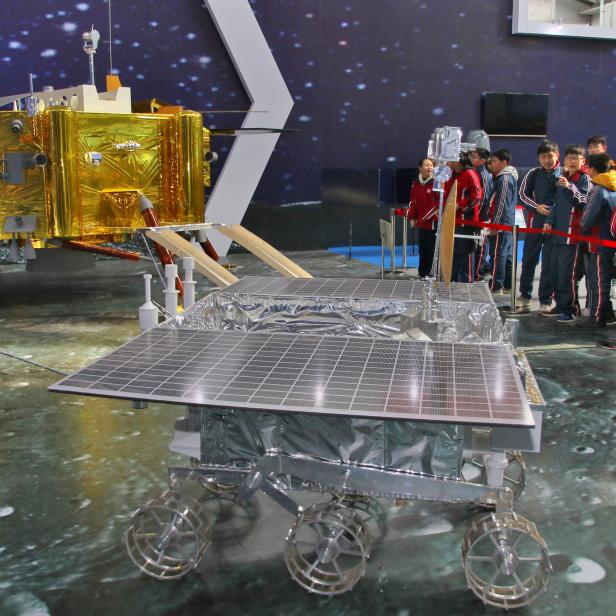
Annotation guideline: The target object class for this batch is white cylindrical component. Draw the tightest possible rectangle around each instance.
[165,263,178,288]
[484,452,509,488]
[139,274,159,330]
[23,234,36,260]
[183,256,196,309]
[9,236,20,262]
[183,282,196,310]
[183,257,194,282]
[164,264,179,316]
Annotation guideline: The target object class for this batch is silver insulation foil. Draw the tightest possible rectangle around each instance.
[199,408,463,480]
[164,284,505,482]
[162,289,504,342]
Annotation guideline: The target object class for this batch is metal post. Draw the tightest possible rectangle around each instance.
[510,225,518,312]
[389,208,396,272]
[430,188,445,280]
[402,214,408,270]
[348,207,352,260]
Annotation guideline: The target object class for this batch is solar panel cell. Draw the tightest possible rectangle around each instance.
[49,329,532,428]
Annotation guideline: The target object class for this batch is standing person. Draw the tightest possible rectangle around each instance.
[444,152,483,283]
[576,152,616,328]
[407,157,439,278]
[471,148,493,280]
[543,145,590,322]
[587,134,609,156]
[517,140,561,313]
[486,149,517,294]
[580,134,613,314]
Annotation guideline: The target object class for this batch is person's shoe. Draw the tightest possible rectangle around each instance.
[581,307,590,317]
[605,313,616,325]
[539,307,561,317]
[491,288,504,296]
[557,314,576,324]
[515,296,531,313]
[538,303,553,314]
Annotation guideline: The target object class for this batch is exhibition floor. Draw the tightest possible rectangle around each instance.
[1,251,615,616]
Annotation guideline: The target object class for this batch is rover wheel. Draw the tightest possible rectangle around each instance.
[338,494,387,545]
[462,511,551,609]
[285,502,370,595]
[125,490,210,580]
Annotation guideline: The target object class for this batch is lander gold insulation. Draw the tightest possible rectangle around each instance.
[0,111,47,237]
[177,111,205,222]
[0,106,207,240]
[47,107,81,236]
[76,111,163,233]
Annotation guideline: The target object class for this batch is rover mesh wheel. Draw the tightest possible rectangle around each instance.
[462,511,551,609]
[285,502,371,595]
[125,490,210,580]
[338,494,388,546]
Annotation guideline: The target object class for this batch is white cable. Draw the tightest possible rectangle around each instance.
[108,0,113,74]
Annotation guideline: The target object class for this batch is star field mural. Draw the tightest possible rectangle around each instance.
[1,0,616,205]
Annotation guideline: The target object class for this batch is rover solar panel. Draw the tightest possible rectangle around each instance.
[223,276,493,304]
[50,329,532,427]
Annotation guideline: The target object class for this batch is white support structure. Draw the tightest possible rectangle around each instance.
[202,0,294,256]
[164,264,179,316]
[139,274,159,330]
[182,257,196,309]
[0,85,132,114]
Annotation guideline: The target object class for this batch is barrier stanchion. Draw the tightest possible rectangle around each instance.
[510,225,518,313]
[402,214,408,270]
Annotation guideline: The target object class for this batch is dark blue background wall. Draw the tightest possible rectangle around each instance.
[2,1,616,244]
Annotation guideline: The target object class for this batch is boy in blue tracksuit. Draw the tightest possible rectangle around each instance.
[576,152,616,328]
[543,144,590,322]
[471,148,493,279]
[486,149,517,293]
[517,140,562,313]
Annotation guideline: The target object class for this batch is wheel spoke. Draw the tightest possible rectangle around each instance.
[518,556,543,563]
[487,569,500,588]
[489,533,501,550]
[306,557,320,574]
[148,510,165,527]
[132,532,158,540]
[468,555,493,562]
[332,558,344,579]
[155,548,166,565]
[511,531,525,550]
[339,547,362,558]
[512,570,526,590]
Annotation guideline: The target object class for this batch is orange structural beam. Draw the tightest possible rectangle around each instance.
[63,241,141,261]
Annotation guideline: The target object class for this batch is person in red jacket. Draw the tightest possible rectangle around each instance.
[407,157,439,277]
[444,152,483,282]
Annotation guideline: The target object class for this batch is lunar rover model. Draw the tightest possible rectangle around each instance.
[50,275,550,610]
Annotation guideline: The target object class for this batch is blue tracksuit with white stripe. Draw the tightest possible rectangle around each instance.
[545,171,590,316]
[475,164,494,278]
[487,166,518,291]
[518,164,562,303]
[580,172,616,321]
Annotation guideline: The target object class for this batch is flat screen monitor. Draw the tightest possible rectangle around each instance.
[482,92,549,137]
